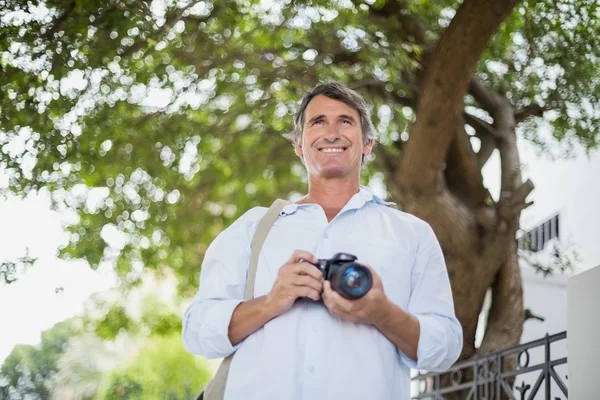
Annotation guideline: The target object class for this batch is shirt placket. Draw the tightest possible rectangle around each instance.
[300,208,334,399]
[302,208,360,399]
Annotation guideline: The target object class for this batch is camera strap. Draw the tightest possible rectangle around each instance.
[197,198,291,400]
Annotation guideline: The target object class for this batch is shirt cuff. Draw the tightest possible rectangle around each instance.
[186,299,244,359]
[400,314,449,371]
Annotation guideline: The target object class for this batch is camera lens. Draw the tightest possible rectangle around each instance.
[331,263,372,299]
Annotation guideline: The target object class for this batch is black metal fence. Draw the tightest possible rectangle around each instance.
[411,331,568,400]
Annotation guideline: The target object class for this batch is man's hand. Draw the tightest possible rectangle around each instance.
[265,249,323,318]
[322,263,390,326]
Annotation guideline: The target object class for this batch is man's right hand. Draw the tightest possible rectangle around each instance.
[265,249,323,317]
[227,250,323,347]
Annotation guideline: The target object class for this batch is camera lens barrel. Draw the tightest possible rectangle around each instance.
[328,262,372,299]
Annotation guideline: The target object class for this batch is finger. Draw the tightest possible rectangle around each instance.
[322,296,336,313]
[322,282,337,311]
[322,280,332,300]
[322,281,341,310]
[322,294,346,319]
[293,262,324,281]
[326,285,356,313]
[296,286,321,302]
[292,275,323,292]
[287,249,317,264]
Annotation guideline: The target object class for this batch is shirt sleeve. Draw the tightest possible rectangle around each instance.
[400,222,463,372]
[182,208,264,359]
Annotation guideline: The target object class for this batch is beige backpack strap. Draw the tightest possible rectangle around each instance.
[200,198,290,400]
[244,198,290,300]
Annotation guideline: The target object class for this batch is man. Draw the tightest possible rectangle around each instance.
[182,82,463,399]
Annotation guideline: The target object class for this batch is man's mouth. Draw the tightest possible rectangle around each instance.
[318,147,348,153]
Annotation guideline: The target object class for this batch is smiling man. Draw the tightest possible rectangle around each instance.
[182,82,463,400]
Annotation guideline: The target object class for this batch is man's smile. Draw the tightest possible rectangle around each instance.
[318,146,348,153]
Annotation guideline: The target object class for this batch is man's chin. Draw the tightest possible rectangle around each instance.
[314,167,352,179]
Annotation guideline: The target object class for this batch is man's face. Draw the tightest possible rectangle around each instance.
[295,95,373,179]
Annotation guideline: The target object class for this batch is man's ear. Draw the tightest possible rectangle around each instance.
[363,139,374,156]
[294,138,303,158]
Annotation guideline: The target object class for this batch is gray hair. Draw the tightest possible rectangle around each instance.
[283,82,378,146]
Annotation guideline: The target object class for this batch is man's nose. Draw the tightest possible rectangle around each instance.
[324,124,340,141]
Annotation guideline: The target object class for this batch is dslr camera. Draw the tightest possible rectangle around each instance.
[311,253,372,299]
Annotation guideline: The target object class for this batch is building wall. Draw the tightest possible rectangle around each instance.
[520,266,568,342]
[483,139,600,273]
[568,265,600,399]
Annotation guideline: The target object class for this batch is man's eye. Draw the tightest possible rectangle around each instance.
[313,120,325,125]
[342,119,352,124]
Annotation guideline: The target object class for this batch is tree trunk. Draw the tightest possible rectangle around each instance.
[391,0,529,362]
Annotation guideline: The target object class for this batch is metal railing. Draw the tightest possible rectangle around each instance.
[411,331,568,400]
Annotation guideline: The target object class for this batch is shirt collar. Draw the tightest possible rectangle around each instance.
[279,185,395,217]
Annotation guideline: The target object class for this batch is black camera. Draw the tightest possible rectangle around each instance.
[311,253,372,300]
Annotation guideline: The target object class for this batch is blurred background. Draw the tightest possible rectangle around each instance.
[1,0,599,399]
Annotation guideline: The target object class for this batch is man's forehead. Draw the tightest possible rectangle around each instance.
[304,95,359,119]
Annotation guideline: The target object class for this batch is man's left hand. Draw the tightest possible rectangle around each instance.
[322,263,390,326]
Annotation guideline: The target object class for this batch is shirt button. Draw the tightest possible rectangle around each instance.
[313,325,318,332]
[308,366,315,374]
[324,233,329,239]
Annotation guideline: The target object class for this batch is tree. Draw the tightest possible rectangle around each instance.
[95,333,211,400]
[49,333,137,400]
[1,0,598,369]
[0,318,76,400]
[0,269,203,399]
[48,268,192,399]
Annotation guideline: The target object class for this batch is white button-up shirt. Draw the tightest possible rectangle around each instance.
[183,186,462,400]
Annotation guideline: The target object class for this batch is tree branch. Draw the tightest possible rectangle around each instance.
[468,78,505,114]
[497,134,523,198]
[524,308,545,322]
[349,79,415,108]
[514,104,547,124]
[463,112,498,138]
[512,179,535,205]
[478,244,523,356]
[444,117,488,209]
[351,0,427,44]
[468,78,522,196]
[398,0,519,197]
[463,112,498,169]
[118,3,222,61]
[371,0,427,44]
[466,79,536,272]
[475,205,497,231]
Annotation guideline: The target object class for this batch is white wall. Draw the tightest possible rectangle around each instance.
[568,265,600,400]
[484,138,600,274]
[520,266,568,341]
[521,147,600,273]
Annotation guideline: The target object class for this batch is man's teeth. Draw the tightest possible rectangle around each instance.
[321,148,345,153]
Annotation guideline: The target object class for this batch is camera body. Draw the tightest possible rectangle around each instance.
[312,252,372,300]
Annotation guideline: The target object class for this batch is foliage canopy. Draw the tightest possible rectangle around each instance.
[1,0,598,293]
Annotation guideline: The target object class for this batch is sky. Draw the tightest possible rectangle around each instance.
[1,131,599,365]
[0,193,117,362]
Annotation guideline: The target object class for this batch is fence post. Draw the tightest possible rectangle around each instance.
[545,334,551,400]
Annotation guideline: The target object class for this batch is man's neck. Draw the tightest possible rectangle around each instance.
[298,177,361,222]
